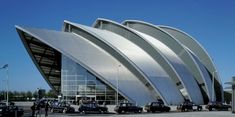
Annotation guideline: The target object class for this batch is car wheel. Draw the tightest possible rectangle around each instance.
[63,108,67,114]
[209,107,212,111]
[117,110,122,114]
[99,109,102,114]
[79,110,84,114]
[198,107,201,111]
[51,108,54,113]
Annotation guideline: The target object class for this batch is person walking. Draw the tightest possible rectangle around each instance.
[45,101,49,117]
[31,102,36,117]
[36,104,41,117]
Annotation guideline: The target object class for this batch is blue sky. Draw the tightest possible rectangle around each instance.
[0,0,235,91]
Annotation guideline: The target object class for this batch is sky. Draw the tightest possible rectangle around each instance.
[0,0,235,92]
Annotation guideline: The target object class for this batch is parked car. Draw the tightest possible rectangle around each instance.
[206,101,231,111]
[114,102,142,114]
[50,102,75,113]
[78,101,108,114]
[145,101,170,112]
[177,101,202,112]
[0,102,24,117]
[0,103,7,116]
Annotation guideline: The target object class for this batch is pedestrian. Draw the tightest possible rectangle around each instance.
[31,102,36,117]
[45,101,49,117]
[36,104,41,117]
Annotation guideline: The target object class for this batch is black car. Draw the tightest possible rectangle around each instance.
[0,102,24,117]
[78,102,108,114]
[177,101,202,112]
[114,103,142,114]
[145,101,170,112]
[0,102,7,116]
[206,101,231,111]
[51,102,75,113]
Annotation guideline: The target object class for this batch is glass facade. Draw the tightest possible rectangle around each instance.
[61,55,124,104]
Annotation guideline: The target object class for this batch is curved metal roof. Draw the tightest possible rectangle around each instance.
[16,26,155,105]
[159,25,223,100]
[15,18,223,105]
[93,18,203,104]
[16,26,62,92]
[64,20,184,105]
[158,26,220,82]
[123,20,213,102]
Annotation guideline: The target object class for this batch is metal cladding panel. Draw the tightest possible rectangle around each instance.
[74,23,185,105]
[159,26,220,84]
[16,28,61,92]
[123,21,210,103]
[133,30,204,104]
[16,26,155,105]
[159,26,223,101]
[189,50,214,100]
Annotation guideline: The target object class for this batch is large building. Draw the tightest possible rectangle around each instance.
[16,18,223,105]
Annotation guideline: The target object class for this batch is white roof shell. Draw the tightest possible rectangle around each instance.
[16,18,223,105]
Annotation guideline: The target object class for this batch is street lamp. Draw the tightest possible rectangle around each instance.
[0,64,9,106]
[55,69,68,102]
[116,64,121,105]
[62,70,68,103]
[225,77,235,113]
[212,71,217,102]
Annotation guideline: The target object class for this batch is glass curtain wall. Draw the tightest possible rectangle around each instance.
[61,55,124,104]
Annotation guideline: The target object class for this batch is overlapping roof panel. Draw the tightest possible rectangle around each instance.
[16,18,223,105]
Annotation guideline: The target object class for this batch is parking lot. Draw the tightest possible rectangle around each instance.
[19,103,234,117]
[41,111,235,117]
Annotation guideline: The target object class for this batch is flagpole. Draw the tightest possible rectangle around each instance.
[0,64,9,106]
[6,66,9,106]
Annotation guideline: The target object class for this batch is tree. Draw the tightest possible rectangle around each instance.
[33,91,38,99]
[26,91,33,99]
[8,91,14,100]
[46,90,57,98]
[20,91,26,97]
[0,91,4,100]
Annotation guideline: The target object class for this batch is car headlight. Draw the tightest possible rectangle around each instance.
[0,109,2,112]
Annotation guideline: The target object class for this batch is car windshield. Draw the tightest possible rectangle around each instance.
[120,103,133,107]
[152,102,160,106]
[209,101,221,105]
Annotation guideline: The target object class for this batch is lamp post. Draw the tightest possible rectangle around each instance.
[0,64,9,106]
[225,77,235,113]
[116,64,121,105]
[55,69,68,103]
[61,69,68,103]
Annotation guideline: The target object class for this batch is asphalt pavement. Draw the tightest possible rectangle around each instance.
[15,102,235,117]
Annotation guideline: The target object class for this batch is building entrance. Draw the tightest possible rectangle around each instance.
[76,95,96,103]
